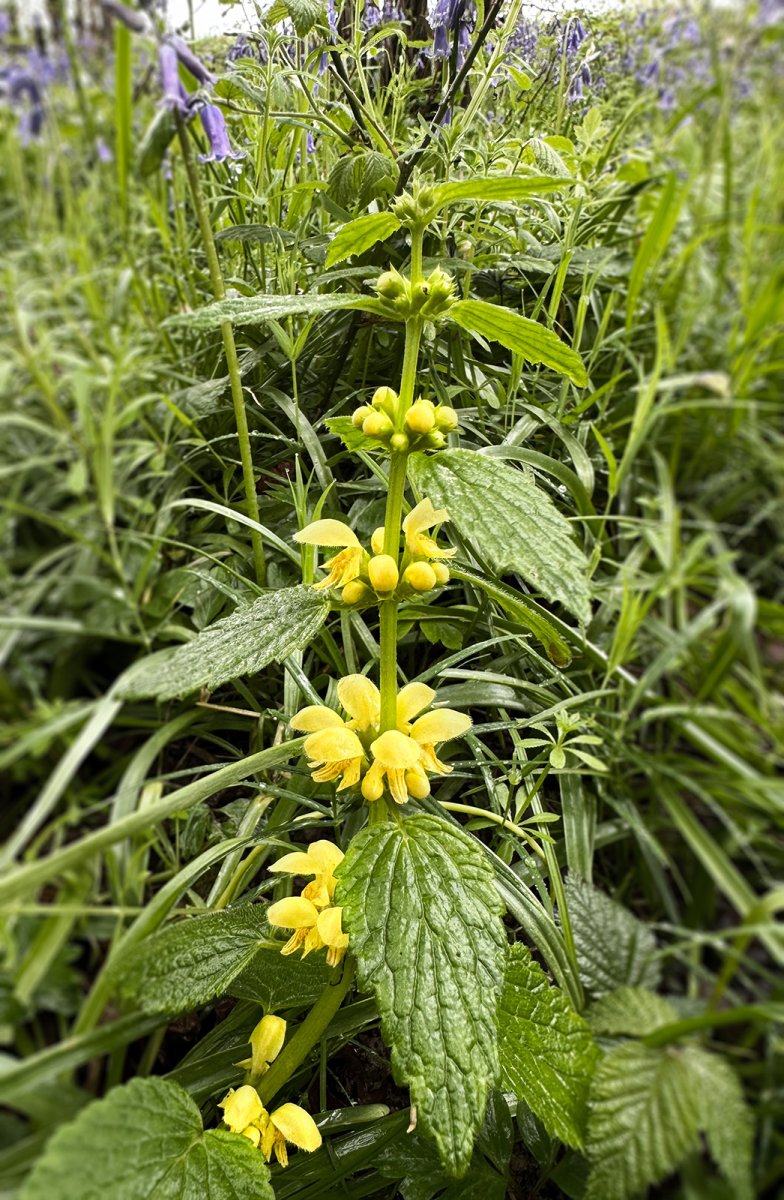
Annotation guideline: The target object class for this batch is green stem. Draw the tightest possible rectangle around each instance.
[257,958,355,1104]
[176,123,267,586]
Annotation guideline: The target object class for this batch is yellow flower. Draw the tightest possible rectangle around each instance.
[359,688,472,804]
[235,1014,287,1076]
[361,729,424,805]
[259,1102,322,1167]
[294,519,364,591]
[301,726,365,792]
[219,1084,265,1133]
[402,497,456,561]
[267,895,324,958]
[269,840,344,908]
[316,904,349,968]
[410,707,473,775]
[267,896,349,968]
[290,675,383,792]
[219,1087,322,1168]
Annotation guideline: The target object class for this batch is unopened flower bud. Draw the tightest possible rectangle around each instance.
[352,405,373,428]
[425,267,454,301]
[371,527,386,555]
[363,411,393,438]
[405,770,431,800]
[434,405,458,431]
[372,386,398,412]
[404,561,437,592]
[390,432,410,453]
[368,554,399,593]
[427,429,446,449]
[375,269,407,299]
[457,239,473,260]
[432,562,450,585]
[410,281,429,312]
[405,401,436,435]
[362,772,385,802]
[342,580,370,605]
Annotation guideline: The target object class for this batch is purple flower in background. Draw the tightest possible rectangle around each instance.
[198,104,245,163]
[431,0,475,65]
[100,0,149,34]
[96,137,113,162]
[171,35,215,86]
[563,17,586,58]
[6,68,45,144]
[227,35,255,63]
[159,43,190,116]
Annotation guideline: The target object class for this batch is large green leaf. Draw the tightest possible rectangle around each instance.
[165,292,368,332]
[335,814,507,1176]
[587,987,677,1037]
[281,0,323,36]
[325,212,402,268]
[683,1047,754,1200]
[118,586,328,700]
[449,299,588,387]
[432,175,571,208]
[565,876,661,997]
[21,1076,273,1200]
[585,1043,701,1200]
[409,449,591,625]
[115,906,332,1015]
[497,945,598,1148]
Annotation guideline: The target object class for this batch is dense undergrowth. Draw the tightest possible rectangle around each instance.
[0,1,782,1197]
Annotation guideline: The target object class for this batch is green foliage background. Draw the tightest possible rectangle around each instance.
[0,1,782,1196]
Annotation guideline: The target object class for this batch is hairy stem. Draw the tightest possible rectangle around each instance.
[258,958,356,1103]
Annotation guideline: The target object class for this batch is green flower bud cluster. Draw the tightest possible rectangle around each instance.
[351,387,458,454]
[374,265,456,322]
[391,185,438,228]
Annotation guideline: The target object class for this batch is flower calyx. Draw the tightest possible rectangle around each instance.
[219,1085,322,1167]
[373,264,456,323]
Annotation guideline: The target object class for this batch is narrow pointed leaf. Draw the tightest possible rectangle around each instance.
[432,175,572,207]
[118,586,329,700]
[336,814,507,1176]
[326,212,401,267]
[449,299,587,386]
[165,292,369,332]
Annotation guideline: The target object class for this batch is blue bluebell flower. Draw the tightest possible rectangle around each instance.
[198,104,245,163]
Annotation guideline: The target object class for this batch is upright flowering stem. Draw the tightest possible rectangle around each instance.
[175,123,267,586]
[378,224,426,737]
[257,958,355,1104]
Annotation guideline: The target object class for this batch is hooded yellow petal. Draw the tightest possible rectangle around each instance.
[246,1014,286,1072]
[410,708,472,745]
[294,519,360,548]
[316,905,347,948]
[402,497,450,537]
[290,705,343,733]
[267,896,319,930]
[219,1085,265,1132]
[269,851,319,876]
[370,730,422,770]
[338,674,381,730]
[270,1104,323,1153]
[304,726,365,764]
[307,840,344,874]
[396,682,436,728]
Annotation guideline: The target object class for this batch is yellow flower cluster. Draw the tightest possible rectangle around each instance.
[266,840,348,968]
[350,383,458,453]
[219,1084,321,1168]
[290,675,471,806]
[294,497,455,602]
